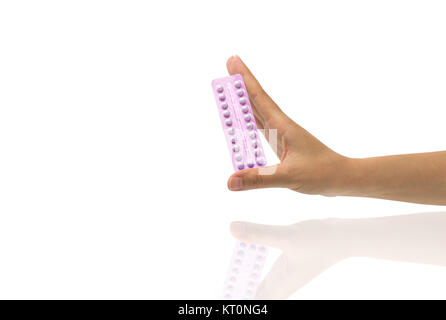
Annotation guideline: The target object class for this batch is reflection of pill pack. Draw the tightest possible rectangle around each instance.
[211,74,268,300]
[211,74,266,171]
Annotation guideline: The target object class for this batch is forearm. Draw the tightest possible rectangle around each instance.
[335,151,446,205]
[336,213,446,266]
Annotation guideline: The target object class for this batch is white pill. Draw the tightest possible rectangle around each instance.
[232,144,240,152]
[237,163,244,170]
[244,114,251,122]
[239,97,247,105]
[225,119,233,126]
[241,106,249,113]
[254,149,261,157]
[256,157,265,165]
[230,137,236,144]
[228,128,235,135]
[235,259,242,265]
[240,242,247,248]
[249,131,256,139]
[222,110,230,118]
[247,160,254,168]
[250,244,256,250]
[246,123,253,130]
[235,153,242,161]
[216,85,223,93]
[237,89,244,97]
[219,93,225,101]
[252,140,258,148]
[234,80,242,88]
[221,102,228,110]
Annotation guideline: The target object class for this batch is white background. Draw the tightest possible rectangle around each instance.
[1,0,446,299]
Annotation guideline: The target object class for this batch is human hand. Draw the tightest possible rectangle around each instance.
[226,56,348,196]
[230,219,349,299]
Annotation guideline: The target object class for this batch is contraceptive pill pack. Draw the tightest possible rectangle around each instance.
[211,74,268,300]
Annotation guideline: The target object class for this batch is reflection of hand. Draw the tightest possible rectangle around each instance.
[230,219,348,299]
[232,212,446,299]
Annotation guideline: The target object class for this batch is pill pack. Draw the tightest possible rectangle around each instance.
[211,74,268,299]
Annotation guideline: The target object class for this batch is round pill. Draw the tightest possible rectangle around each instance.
[256,255,264,262]
[230,137,236,144]
[254,264,261,271]
[248,281,255,288]
[237,89,244,97]
[219,93,225,101]
[237,163,244,170]
[225,119,233,126]
[249,131,256,139]
[251,273,258,279]
[244,114,251,122]
[234,80,241,88]
[227,285,234,291]
[228,128,235,135]
[232,145,240,152]
[259,246,266,253]
[241,106,249,113]
[246,123,253,130]
[252,140,258,148]
[247,160,254,168]
[239,97,247,105]
[230,276,236,282]
[216,85,223,93]
[221,102,228,110]
[232,268,239,274]
[235,259,242,265]
[237,250,244,257]
[234,153,242,161]
[240,242,247,248]
[254,149,261,157]
[250,244,256,250]
[222,110,230,118]
[256,157,265,165]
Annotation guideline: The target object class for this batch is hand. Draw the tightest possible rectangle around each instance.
[230,219,349,299]
[226,56,348,196]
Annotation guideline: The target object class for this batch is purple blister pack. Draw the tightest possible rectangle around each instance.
[212,74,268,300]
[211,74,266,171]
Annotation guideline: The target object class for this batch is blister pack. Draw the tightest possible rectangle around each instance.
[211,74,268,300]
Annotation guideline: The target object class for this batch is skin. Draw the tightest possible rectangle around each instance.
[226,55,446,205]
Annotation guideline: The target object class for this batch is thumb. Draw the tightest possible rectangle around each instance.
[227,165,285,191]
[230,221,289,249]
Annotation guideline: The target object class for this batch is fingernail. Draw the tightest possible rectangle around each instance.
[229,177,243,191]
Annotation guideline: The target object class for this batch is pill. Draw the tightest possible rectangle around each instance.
[259,246,266,253]
[244,114,251,122]
[237,250,244,257]
[251,273,258,279]
[237,89,244,97]
[230,137,236,144]
[230,276,237,282]
[216,85,224,93]
[254,149,261,157]
[227,285,234,291]
[252,140,258,148]
[225,119,233,126]
[241,106,249,113]
[239,97,247,105]
[221,102,228,110]
[219,93,225,101]
[247,160,254,168]
[246,123,253,130]
[232,268,239,274]
[222,110,230,118]
[240,242,247,248]
[249,131,256,139]
[237,163,244,170]
[234,153,242,161]
[232,144,240,152]
[250,244,256,250]
[234,80,242,88]
[235,259,242,265]
[228,128,235,135]
[256,157,265,165]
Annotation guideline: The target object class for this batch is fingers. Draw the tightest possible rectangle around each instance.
[255,254,333,300]
[230,221,289,249]
[227,165,286,191]
[226,56,284,122]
